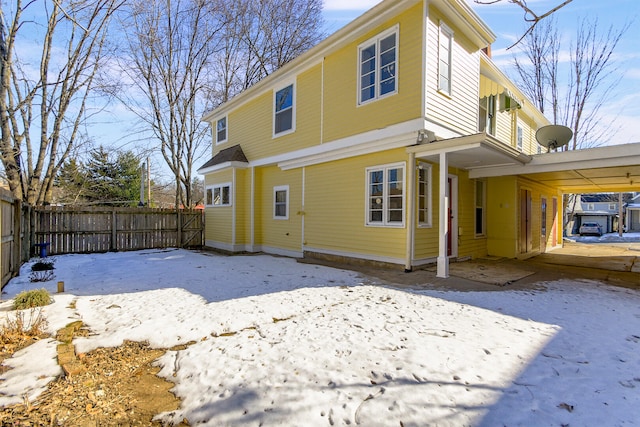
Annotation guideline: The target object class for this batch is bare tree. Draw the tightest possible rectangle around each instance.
[210,0,325,105]
[118,0,324,208]
[512,17,629,149]
[474,0,573,48]
[0,0,122,205]
[117,0,226,208]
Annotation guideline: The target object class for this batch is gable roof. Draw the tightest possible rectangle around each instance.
[198,145,248,174]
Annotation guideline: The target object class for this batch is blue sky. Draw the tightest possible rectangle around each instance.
[322,0,640,145]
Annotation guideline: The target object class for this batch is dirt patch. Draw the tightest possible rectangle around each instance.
[0,341,186,426]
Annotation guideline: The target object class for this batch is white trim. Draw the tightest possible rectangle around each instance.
[204,240,252,253]
[257,245,303,259]
[273,118,424,170]
[469,142,640,179]
[232,169,237,245]
[357,25,399,106]
[303,246,405,266]
[250,167,255,250]
[273,80,296,138]
[274,185,290,220]
[417,161,433,228]
[301,168,306,249]
[198,161,249,176]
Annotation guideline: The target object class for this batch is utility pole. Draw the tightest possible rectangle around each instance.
[147,157,151,207]
[138,161,145,207]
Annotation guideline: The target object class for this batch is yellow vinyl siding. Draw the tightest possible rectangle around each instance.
[234,169,250,245]
[425,7,480,135]
[227,94,272,161]
[322,4,423,143]
[486,176,518,257]
[517,177,560,254]
[204,170,234,244]
[254,166,303,252]
[304,149,407,261]
[456,170,488,259]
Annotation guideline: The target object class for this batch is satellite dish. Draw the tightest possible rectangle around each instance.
[535,125,573,151]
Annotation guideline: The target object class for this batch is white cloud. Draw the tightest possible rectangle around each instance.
[323,0,381,11]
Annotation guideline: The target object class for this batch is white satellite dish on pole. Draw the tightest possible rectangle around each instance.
[535,125,573,151]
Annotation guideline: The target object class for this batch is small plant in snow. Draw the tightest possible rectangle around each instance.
[0,307,49,348]
[13,288,53,310]
[29,259,55,282]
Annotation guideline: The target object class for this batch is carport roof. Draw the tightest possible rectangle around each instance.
[468,142,640,193]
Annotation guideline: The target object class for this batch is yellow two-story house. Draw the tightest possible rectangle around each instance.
[198,0,640,276]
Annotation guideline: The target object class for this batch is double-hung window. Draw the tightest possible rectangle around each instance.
[516,125,523,152]
[479,95,496,136]
[475,180,486,236]
[216,117,227,144]
[366,163,405,226]
[274,84,294,135]
[359,27,398,105]
[206,183,232,207]
[274,185,289,219]
[417,163,432,227]
[438,23,453,94]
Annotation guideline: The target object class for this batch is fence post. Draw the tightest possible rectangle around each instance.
[177,209,183,248]
[12,200,22,275]
[111,208,117,251]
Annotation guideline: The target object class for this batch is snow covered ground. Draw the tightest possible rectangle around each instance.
[1,248,639,426]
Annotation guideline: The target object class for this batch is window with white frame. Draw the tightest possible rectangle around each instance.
[216,117,227,144]
[609,203,617,211]
[475,180,486,236]
[479,95,496,136]
[274,84,294,135]
[366,164,405,226]
[358,27,398,105]
[438,23,453,94]
[417,162,432,226]
[274,185,289,219]
[516,125,523,152]
[586,203,595,210]
[206,183,232,207]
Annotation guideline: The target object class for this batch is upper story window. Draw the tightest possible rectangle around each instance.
[206,183,232,207]
[417,162,432,227]
[274,83,295,136]
[609,203,617,210]
[516,125,523,152]
[438,23,453,94]
[358,26,398,105]
[586,203,595,210]
[366,163,405,227]
[479,95,496,136]
[274,185,289,219]
[216,117,227,144]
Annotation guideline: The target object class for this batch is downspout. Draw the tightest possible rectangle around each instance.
[301,167,306,253]
[232,168,237,248]
[250,166,255,251]
[405,152,416,272]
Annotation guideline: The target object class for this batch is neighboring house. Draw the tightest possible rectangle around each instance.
[627,193,640,232]
[198,0,640,277]
[568,193,634,235]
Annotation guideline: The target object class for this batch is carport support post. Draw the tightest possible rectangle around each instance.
[437,152,449,278]
[619,192,623,237]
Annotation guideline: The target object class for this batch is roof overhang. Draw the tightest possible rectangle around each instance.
[469,142,640,193]
[407,132,532,169]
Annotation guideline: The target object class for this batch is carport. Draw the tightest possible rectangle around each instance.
[468,142,640,261]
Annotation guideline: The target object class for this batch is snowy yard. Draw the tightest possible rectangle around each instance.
[1,248,639,426]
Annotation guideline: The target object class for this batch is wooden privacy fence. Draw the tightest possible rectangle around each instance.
[32,206,204,256]
[0,189,23,288]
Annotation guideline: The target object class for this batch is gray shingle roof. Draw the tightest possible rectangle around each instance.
[199,145,248,170]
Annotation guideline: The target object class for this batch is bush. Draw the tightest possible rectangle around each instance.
[13,288,53,310]
[30,259,55,282]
